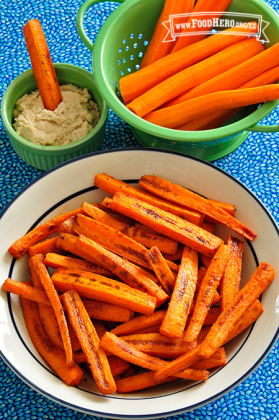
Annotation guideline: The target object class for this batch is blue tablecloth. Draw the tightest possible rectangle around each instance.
[0,1,278,419]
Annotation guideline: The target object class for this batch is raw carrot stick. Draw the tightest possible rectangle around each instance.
[21,297,83,386]
[8,207,82,259]
[166,41,279,107]
[119,21,258,104]
[23,19,62,111]
[94,173,203,225]
[111,192,223,257]
[30,254,74,367]
[198,262,275,359]
[82,202,179,255]
[51,266,157,316]
[191,347,226,370]
[160,246,199,338]
[44,252,113,277]
[140,0,195,68]
[171,0,234,53]
[82,299,134,323]
[2,278,51,306]
[121,333,197,359]
[110,311,166,336]
[74,234,168,307]
[144,84,279,128]
[145,246,176,295]
[100,332,208,381]
[178,64,279,131]
[128,37,263,117]
[184,244,231,343]
[139,175,256,241]
[29,255,64,350]
[61,289,116,395]
[28,237,62,257]
[220,235,244,312]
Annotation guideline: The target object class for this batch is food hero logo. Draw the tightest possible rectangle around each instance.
[162,12,270,43]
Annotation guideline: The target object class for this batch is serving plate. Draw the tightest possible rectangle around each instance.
[0,148,278,419]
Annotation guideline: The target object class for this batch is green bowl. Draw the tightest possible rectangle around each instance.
[77,0,279,161]
[1,63,109,171]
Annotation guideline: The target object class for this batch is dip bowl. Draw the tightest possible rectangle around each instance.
[1,63,109,171]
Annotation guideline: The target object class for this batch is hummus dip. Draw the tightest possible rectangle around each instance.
[13,84,100,146]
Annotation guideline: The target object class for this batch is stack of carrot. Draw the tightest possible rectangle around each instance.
[3,172,275,394]
[119,0,279,131]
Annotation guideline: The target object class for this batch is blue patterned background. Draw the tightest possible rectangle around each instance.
[0,0,278,419]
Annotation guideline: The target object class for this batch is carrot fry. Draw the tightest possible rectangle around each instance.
[119,22,258,104]
[200,254,212,269]
[110,311,167,336]
[82,202,178,255]
[139,175,256,241]
[94,173,203,225]
[61,289,116,395]
[58,215,76,234]
[74,234,168,308]
[111,192,223,257]
[203,307,221,327]
[163,243,184,262]
[145,246,176,295]
[140,0,195,68]
[21,297,83,386]
[167,41,279,108]
[200,222,215,234]
[8,207,82,259]
[160,246,199,338]
[28,237,62,257]
[184,244,231,342]
[171,0,234,53]
[82,299,134,323]
[128,37,263,117]
[191,347,226,370]
[144,84,279,128]
[23,19,62,111]
[123,324,162,335]
[3,278,51,306]
[29,255,64,350]
[29,254,74,366]
[220,235,244,312]
[199,262,275,359]
[108,355,130,377]
[116,370,174,393]
[44,252,113,277]
[121,333,197,359]
[100,332,208,381]
[51,266,157,316]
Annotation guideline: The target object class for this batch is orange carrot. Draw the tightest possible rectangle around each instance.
[108,355,130,377]
[28,237,62,257]
[220,235,244,312]
[23,20,62,111]
[82,202,179,255]
[82,299,134,323]
[171,0,234,53]
[8,207,82,259]
[119,22,258,104]
[61,289,116,395]
[145,246,176,295]
[110,311,166,336]
[139,175,256,241]
[144,84,279,128]
[128,37,263,117]
[29,254,74,367]
[21,297,83,386]
[184,244,231,342]
[58,216,76,234]
[199,262,275,359]
[140,0,195,68]
[74,234,169,308]
[2,278,51,306]
[94,173,203,225]
[51,266,157,316]
[160,246,199,338]
[111,192,223,257]
[191,347,226,370]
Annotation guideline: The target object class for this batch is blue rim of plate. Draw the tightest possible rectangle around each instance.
[1,148,279,419]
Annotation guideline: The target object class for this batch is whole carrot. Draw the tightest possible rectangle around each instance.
[23,19,62,111]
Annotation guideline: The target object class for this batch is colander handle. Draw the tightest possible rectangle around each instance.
[76,0,125,52]
[248,122,279,132]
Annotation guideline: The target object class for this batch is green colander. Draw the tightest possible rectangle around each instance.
[77,0,279,161]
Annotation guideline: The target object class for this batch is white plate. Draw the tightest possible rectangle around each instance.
[0,149,278,419]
